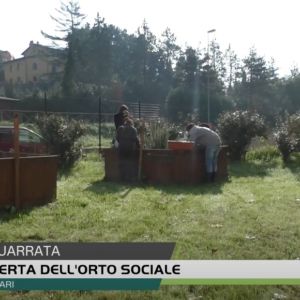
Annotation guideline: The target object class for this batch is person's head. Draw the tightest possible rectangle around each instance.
[186,123,194,132]
[199,122,210,129]
[124,118,134,126]
[119,104,128,112]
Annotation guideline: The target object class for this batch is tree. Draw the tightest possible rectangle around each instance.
[232,48,279,122]
[172,45,231,123]
[42,0,86,43]
[224,44,240,92]
[159,28,180,71]
[166,86,193,122]
[77,13,112,86]
[174,47,199,88]
[284,74,300,114]
[42,0,86,96]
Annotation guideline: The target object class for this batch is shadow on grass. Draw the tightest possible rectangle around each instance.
[85,179,136,196]
[86,178,226,196]
[229,160,280,178]
[153,181,225,195]
[0,207,35,224]
[284,153,300,181]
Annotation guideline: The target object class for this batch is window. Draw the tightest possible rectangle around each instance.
[0,128,13,143]
[19,129,30,143]
[32,62,38,70]
[29,133,42,143]
[9,65,12,72]
[19,129,42,143]
[33,76,37,82]
[17,63,20,71]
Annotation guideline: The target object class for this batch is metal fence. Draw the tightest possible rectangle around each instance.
[0,99,161,123]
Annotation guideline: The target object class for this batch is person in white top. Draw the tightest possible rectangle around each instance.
[186,123,221,182]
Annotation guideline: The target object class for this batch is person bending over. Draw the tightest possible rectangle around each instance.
[186,123,221,182]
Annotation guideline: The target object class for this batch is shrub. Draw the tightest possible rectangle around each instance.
[288,113,300,151]
[101,123,115,138]
[274,126,294,162]
[145,121,168,149]
[36,115,85,169]
[217,110,266,160]
[143,122,185,149]
[246,145,280,162]
[168,124,183,140]
[274,112,300,162]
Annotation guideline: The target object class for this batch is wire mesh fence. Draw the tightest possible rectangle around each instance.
[0,99,161,123]
[0,98,165,151]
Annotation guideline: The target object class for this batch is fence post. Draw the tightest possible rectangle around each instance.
[14,113,21,209]
[138,100,141,119]
[138,120,145,181]
[44,92,48,115]
[98,96,102,153]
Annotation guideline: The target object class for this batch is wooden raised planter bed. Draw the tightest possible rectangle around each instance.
[102,146,228,184]
[0,155,58,209]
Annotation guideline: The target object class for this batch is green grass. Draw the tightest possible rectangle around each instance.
[245,145,281,162]
[0,151,300,299]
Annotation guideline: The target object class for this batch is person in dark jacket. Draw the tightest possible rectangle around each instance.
[114,104,129,130]
[116,118,140,182]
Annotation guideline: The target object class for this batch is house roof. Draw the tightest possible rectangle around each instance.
[21,41,61,57]
[2,42,63,65]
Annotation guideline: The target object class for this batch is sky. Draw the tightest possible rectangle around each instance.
[1,0,300,77]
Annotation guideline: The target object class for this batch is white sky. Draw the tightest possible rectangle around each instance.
[1,0,300,77]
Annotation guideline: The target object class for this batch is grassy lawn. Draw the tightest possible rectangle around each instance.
[0,149,300,299]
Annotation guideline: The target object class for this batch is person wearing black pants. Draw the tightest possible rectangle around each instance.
[116,118,140,182]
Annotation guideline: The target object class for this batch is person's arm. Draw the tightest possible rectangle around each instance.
[114,114,119,129]
[133,128,140,149]
[187,131,191,141]
[188,127,197,141]
[116,126,122,142]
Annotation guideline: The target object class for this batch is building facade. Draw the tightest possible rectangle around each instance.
[0,51,14,63]
[3,41,64,85]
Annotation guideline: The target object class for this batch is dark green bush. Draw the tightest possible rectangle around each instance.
[36,115,85,169]
[274,112,300,162]
[166,87,193,123]
[217,110,266,160]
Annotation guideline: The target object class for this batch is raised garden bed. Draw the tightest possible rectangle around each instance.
[102,146,228,184]
[0,155,58,209]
